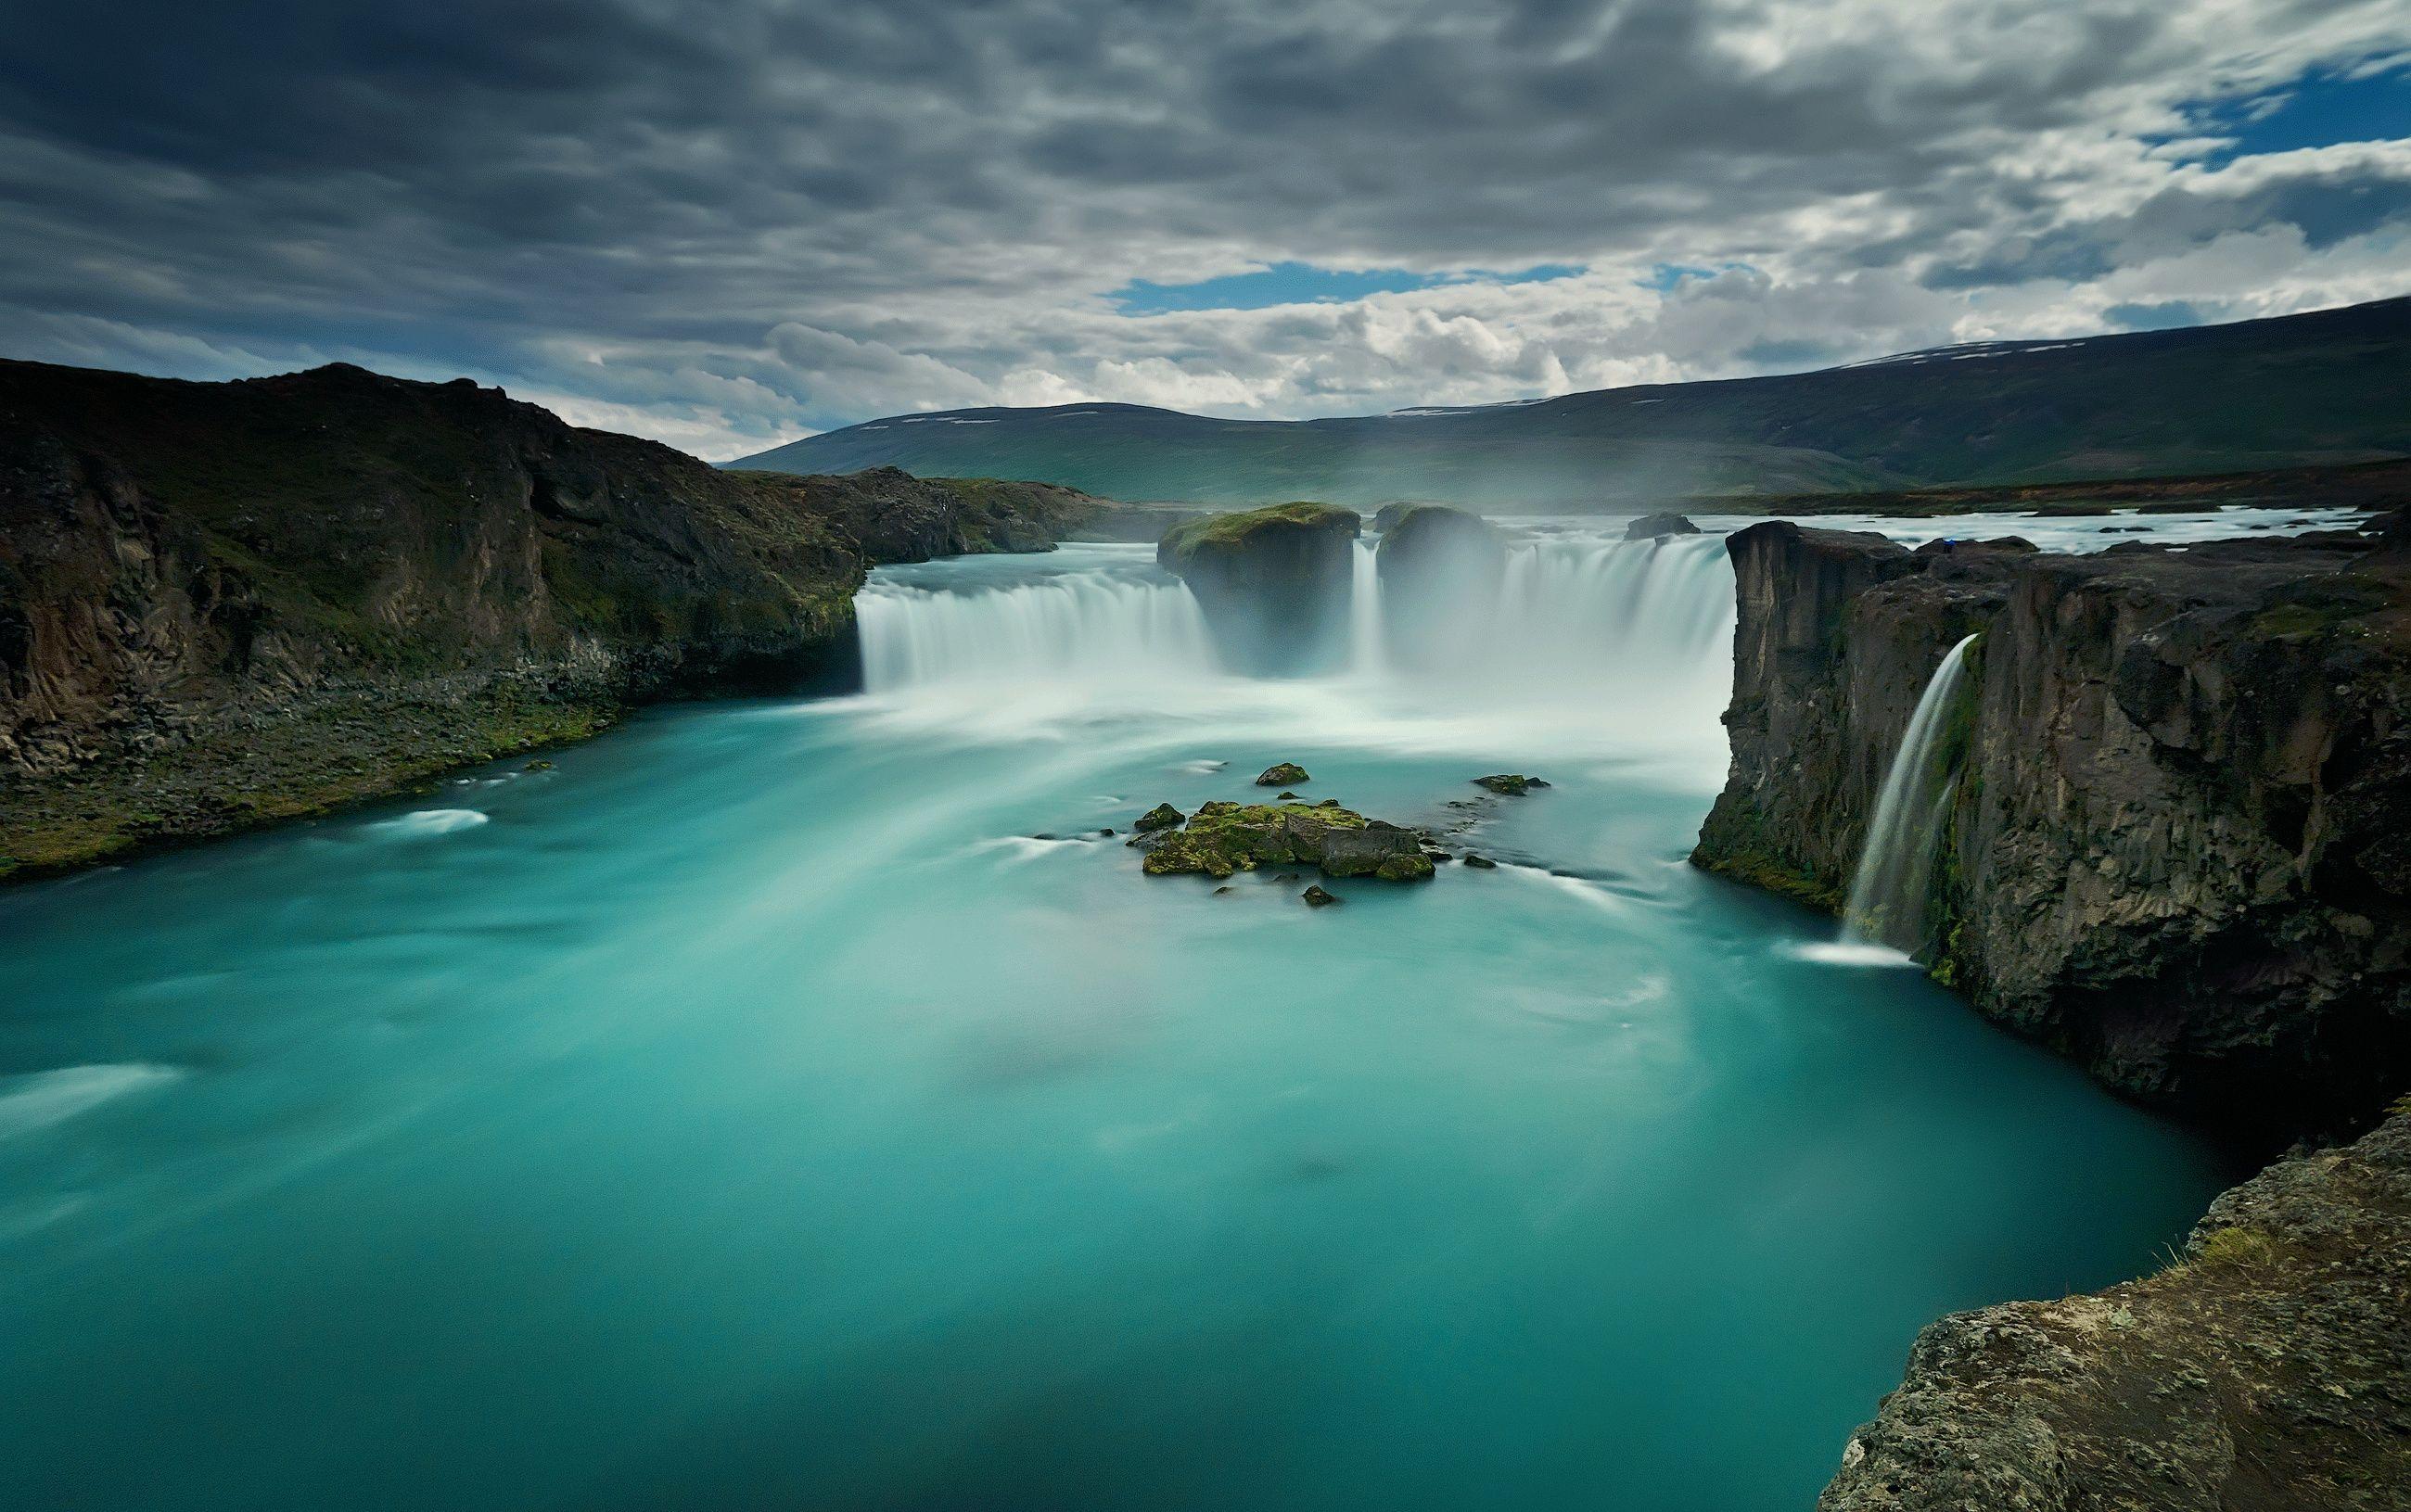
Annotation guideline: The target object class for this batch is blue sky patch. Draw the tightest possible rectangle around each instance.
[2174,61,2411,163]
[1112,260,1578,312]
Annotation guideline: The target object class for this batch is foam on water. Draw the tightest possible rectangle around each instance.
[371,808,491,839]
[0,1063,185,1140]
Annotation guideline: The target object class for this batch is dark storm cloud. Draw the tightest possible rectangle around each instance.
[1,0,2406,453]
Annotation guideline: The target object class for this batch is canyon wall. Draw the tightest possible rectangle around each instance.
[0,360,880,877]
[1696,517,2410,1143]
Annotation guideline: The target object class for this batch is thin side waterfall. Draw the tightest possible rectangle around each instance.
[1842,633,1980,952]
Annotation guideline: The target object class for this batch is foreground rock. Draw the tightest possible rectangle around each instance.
[749,464,1106,562]
[1157,502,1360,675]
[1693,519,2409,1142]
[0,360,868,880]
[1137,799,1435,882]
[1823,1104,2411,1512]
[1376,505,1509,669]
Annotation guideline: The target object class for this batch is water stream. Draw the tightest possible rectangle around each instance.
[1841,633,1982,957]
[0,509,2331,1511]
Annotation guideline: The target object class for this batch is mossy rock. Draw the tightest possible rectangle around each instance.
[1133,802,1185,832]
[1139,799,1430,883]
[1257,762,1310,786]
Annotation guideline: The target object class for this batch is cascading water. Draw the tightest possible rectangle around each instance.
[1840,633,1981,953]
[1348,540,1386,675]
[857,564,1215,693]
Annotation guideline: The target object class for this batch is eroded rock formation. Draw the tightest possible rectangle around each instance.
[1156,502,1360,675]
[1695,519,2409,1142]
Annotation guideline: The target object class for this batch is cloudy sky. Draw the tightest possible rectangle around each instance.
[3,0,2407,458]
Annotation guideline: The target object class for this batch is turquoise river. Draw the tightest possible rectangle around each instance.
[2,509,2342,1510]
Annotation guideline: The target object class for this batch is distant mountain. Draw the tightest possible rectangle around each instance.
[729,298,2411,509]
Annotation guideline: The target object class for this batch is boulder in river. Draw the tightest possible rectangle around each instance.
[1624,512,1701,540]
[1301,884,1341,907]
[1140,799,1435,882]
[1133,802,1185,832]
[1157,502,1360,676]
[1256,762,1310,786]
[1473,774,1550,795]
[1376,505,1509,671]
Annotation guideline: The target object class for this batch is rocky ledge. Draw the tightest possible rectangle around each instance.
[1132,798,1435,882]
[1157,502,1360,675]
[1694,517,2409,1143]
[1824,1102,2411,1512]
[0,360,867,879]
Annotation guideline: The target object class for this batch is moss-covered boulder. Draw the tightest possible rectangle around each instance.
[1157,502,1360,675]
[1256,762,1309,786]
[1133,801,1185,832]
[1376,505,1508,670]
[1138,799,1433,882]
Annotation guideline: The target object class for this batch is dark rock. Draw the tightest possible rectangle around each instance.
[1139,799,1433,883]
[1256,762,1310,786]
[2140,499,2221,514]
[1693,521,2411,1144]
[0,359,866,881]
[1461,854,1498,870]
[522,759,555,771]
[1277,791,1298,799]
[1213,885,1233,895]
[1376,505,1509,670]
[1132,802,1185,832]
[1157,502,1360,675]
[1625,511,1702,540]
[1473,774,1550,795]
[1098,828,1115,836]
[1822,1107,2411,1512]
[1301,884,1340,907]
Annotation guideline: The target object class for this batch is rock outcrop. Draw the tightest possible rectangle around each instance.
[1822,1103,2411,1512]
[759,464,1106,562]
[1694,519,2409,1143]
[1625,511,1702,540]
[0,359,867,877]
[1156,502,1360,675]
[1376,505,1507,669]
[1134,798,1435,882]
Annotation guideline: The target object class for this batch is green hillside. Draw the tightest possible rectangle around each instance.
[729,298,2411,508]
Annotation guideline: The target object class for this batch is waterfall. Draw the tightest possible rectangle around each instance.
[1841,634,1980,952]
[1348,540,1386,675]
[857,571,1214,692]
[851,528,1738,761]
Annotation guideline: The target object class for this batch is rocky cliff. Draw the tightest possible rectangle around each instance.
[1695,518,2410,1143]
[1157,502,1360,675]
[1821,1101,2411,1512]
[0,359,867,878]
[1376,505,1505,671]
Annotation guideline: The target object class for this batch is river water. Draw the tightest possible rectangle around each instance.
[0,508,2348,1510]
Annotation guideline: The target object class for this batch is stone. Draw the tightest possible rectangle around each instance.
[1133,802,1185,832]
[1257,762,1310,786]
[1624,511,1702,540]
[1301,884,1340,907]
[1473,774,1550,795]
[1156,502,1361,675]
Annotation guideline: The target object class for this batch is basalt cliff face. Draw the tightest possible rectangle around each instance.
[1695,518,2410,1142]
[1693,515,2411,1510]
[1157,502,1360,675]
[0,360,869,877]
